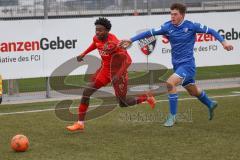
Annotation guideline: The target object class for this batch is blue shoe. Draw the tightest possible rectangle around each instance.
[208,101,218,120]
[164,114,176,127]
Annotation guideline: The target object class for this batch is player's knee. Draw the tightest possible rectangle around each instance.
[81,89,94,103]
[81,96,89,104]
[166,82,175,92]
[81,95,89,100]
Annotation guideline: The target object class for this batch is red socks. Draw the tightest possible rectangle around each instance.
[136,94,148,104]
[78,103,89,121]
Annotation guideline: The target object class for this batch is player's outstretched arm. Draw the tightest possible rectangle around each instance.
[194,24,234,52]
[76,42,96,62]
[119,26,166,49]
[119,30,151,49]
[207,28,234,51]
[221,41,234,51]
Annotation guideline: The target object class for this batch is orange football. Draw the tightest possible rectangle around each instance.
[10,134,29,152]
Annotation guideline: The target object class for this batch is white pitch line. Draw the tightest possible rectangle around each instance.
[232,91,240,94]
[0,94,239,116]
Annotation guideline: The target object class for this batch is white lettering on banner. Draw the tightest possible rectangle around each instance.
[0,11,239,79]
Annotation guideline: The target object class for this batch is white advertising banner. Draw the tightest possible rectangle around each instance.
[0,12,239,79]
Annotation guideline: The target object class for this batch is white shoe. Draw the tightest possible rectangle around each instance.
[164,114,176,127]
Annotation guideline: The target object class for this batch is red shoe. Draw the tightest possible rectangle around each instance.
[146,92,156,109]
[66,122,84,131]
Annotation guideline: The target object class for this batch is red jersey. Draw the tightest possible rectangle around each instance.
[81,33,132,67]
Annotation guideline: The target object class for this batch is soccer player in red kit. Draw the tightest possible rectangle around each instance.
[66,17,155,131]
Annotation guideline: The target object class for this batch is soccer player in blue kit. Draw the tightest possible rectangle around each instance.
[120,3,234,127]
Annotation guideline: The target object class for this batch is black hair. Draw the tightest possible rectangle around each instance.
[95,17,112,31]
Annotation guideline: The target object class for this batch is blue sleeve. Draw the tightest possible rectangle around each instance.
[193,23,224,42]
[207,28,224,42]
[130,30,153,42]
[130,26,167,42]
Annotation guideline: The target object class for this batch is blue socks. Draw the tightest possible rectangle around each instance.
[168,93,178,115]
[168,91,212,116]
[198,91,213,109]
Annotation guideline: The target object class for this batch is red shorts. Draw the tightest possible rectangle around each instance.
[91,66,128,98]
[91,52,131,98]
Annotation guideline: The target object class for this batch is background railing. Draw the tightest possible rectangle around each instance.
[0,0,240,19]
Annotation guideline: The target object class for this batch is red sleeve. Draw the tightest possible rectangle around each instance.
[81,41,96,56]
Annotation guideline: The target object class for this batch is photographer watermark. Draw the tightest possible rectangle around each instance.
[119,108,193,123]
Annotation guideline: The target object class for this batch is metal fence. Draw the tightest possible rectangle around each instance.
[0,0,240,19]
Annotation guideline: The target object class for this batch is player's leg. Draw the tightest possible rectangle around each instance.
[117,94,156,109]
[112,72,156,109]
[184,84,218,120]
[66,68,110,131]
[164,73,182,127]
[78,82,99,120]
[66,82,100,131]
[164,64,197,127]
[110,52,155,108]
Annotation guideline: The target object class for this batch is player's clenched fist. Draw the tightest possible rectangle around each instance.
[222,41,234,51]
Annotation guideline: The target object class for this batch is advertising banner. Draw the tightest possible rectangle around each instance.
[0,12,239,79]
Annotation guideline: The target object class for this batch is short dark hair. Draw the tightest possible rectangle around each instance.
[170,3,187,14]
[95,17,112,31]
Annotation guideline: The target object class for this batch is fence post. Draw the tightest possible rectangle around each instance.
[44,0,50,98]
[134,0,139,16]
[8,79,19,96]
[0,75,2,104]
[149,70,154,89]
[147,0,151,15]
[46,77,50,98]
[44,0,48,19]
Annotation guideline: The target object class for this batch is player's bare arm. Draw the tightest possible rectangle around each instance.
[221,41,234,51]
[76,42,96,62]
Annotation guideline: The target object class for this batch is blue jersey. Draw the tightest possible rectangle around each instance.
[131,20,224,68]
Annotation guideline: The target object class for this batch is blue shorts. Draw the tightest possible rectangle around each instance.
[174,63,196,87]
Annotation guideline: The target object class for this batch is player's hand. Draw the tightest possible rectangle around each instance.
[119,40,132,49]
[77,54,84,62]
[222,41,234,51]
